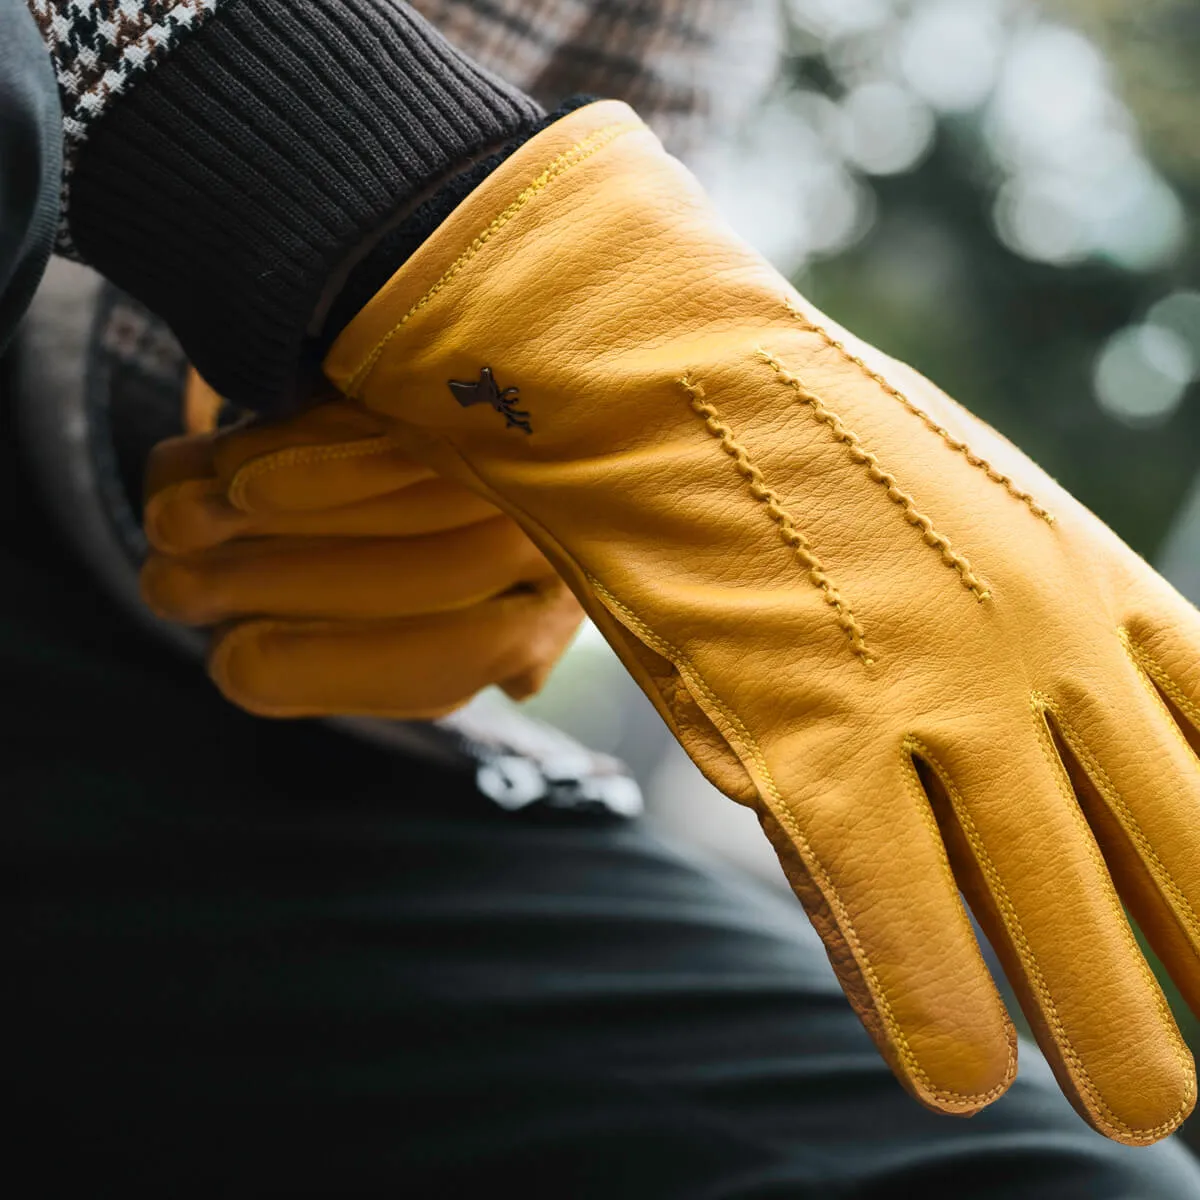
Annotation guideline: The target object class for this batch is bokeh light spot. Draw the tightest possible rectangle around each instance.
[785,0,892,40]
[993,177,1088,264]
[840,82,935,175]
[898,0,1005,113]
[1094,324,1193,428]
[1147,292,1200,367]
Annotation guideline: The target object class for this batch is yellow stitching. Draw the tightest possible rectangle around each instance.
[1122,628,1200,731]
[1034,698,1192,1137]
[344,121,642,396]
[898,745,1016,1050]
[910,725,1191,1141]
[760,349,991,602]
[1040,684,1200,947]
[680,374,873,664]
[227,437,406,511]
[1031,696,1195,1137]
[585,575,1014,1108]
[784,299,1055,526]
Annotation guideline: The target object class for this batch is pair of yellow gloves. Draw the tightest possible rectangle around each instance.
[142,101,1200,1146]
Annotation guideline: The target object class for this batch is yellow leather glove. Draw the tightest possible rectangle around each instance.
[141,377,584,718]
[304,99,1200,1142]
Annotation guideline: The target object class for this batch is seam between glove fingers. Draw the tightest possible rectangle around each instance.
[899,741,1018,1058]
[1123,629,1200,734]
[1012,706,1193,1140]
[344,120,643,397]
[757,350,991,602]
[679,374,873,665]
[1041,684,1200,951]
[587,575,1009,1109]
[783,298,1055,526]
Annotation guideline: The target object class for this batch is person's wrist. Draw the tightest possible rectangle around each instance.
[313,96,600,361]
[66,0,543,414]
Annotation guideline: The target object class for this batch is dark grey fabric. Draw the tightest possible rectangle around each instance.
[0,0,59,354]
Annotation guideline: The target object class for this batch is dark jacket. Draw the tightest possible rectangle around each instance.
[0,0,58,353]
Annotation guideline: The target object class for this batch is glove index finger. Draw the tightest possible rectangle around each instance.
[144,430,220,501]
[755,738,1018,1118]
[144,476,251,556]
[216,422,434,516]
[207,583,583,720]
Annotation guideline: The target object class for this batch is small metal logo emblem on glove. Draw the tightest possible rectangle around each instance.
[448,367,532,434]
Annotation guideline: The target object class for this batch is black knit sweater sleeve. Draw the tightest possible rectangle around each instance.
[26,0,546,411]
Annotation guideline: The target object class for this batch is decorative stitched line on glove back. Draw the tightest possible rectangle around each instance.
[783,298,1055,527]
[679,347,997,665]
[679,372,874,664]
[759,349,991,602]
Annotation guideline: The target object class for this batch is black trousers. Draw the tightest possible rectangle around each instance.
[5,380,1199,1197]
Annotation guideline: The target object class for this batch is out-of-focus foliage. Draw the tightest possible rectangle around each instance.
[1045,0,1200,190]
[699,0,1200,561]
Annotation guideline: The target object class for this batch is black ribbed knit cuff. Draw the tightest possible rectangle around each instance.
[320,96,600,361]
[67,0,544,413]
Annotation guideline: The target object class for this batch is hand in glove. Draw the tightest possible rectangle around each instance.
[141,376,584,718]
[155,101,1200,1144]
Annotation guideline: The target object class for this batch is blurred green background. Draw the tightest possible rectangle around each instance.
[706,0,1200,561]
[512,0,1200,1147]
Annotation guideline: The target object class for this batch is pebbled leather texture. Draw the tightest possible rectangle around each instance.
[319,100,1200,1143]
[141,381,584,719]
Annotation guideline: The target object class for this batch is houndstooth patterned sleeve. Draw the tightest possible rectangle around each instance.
[26,1,228,253]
